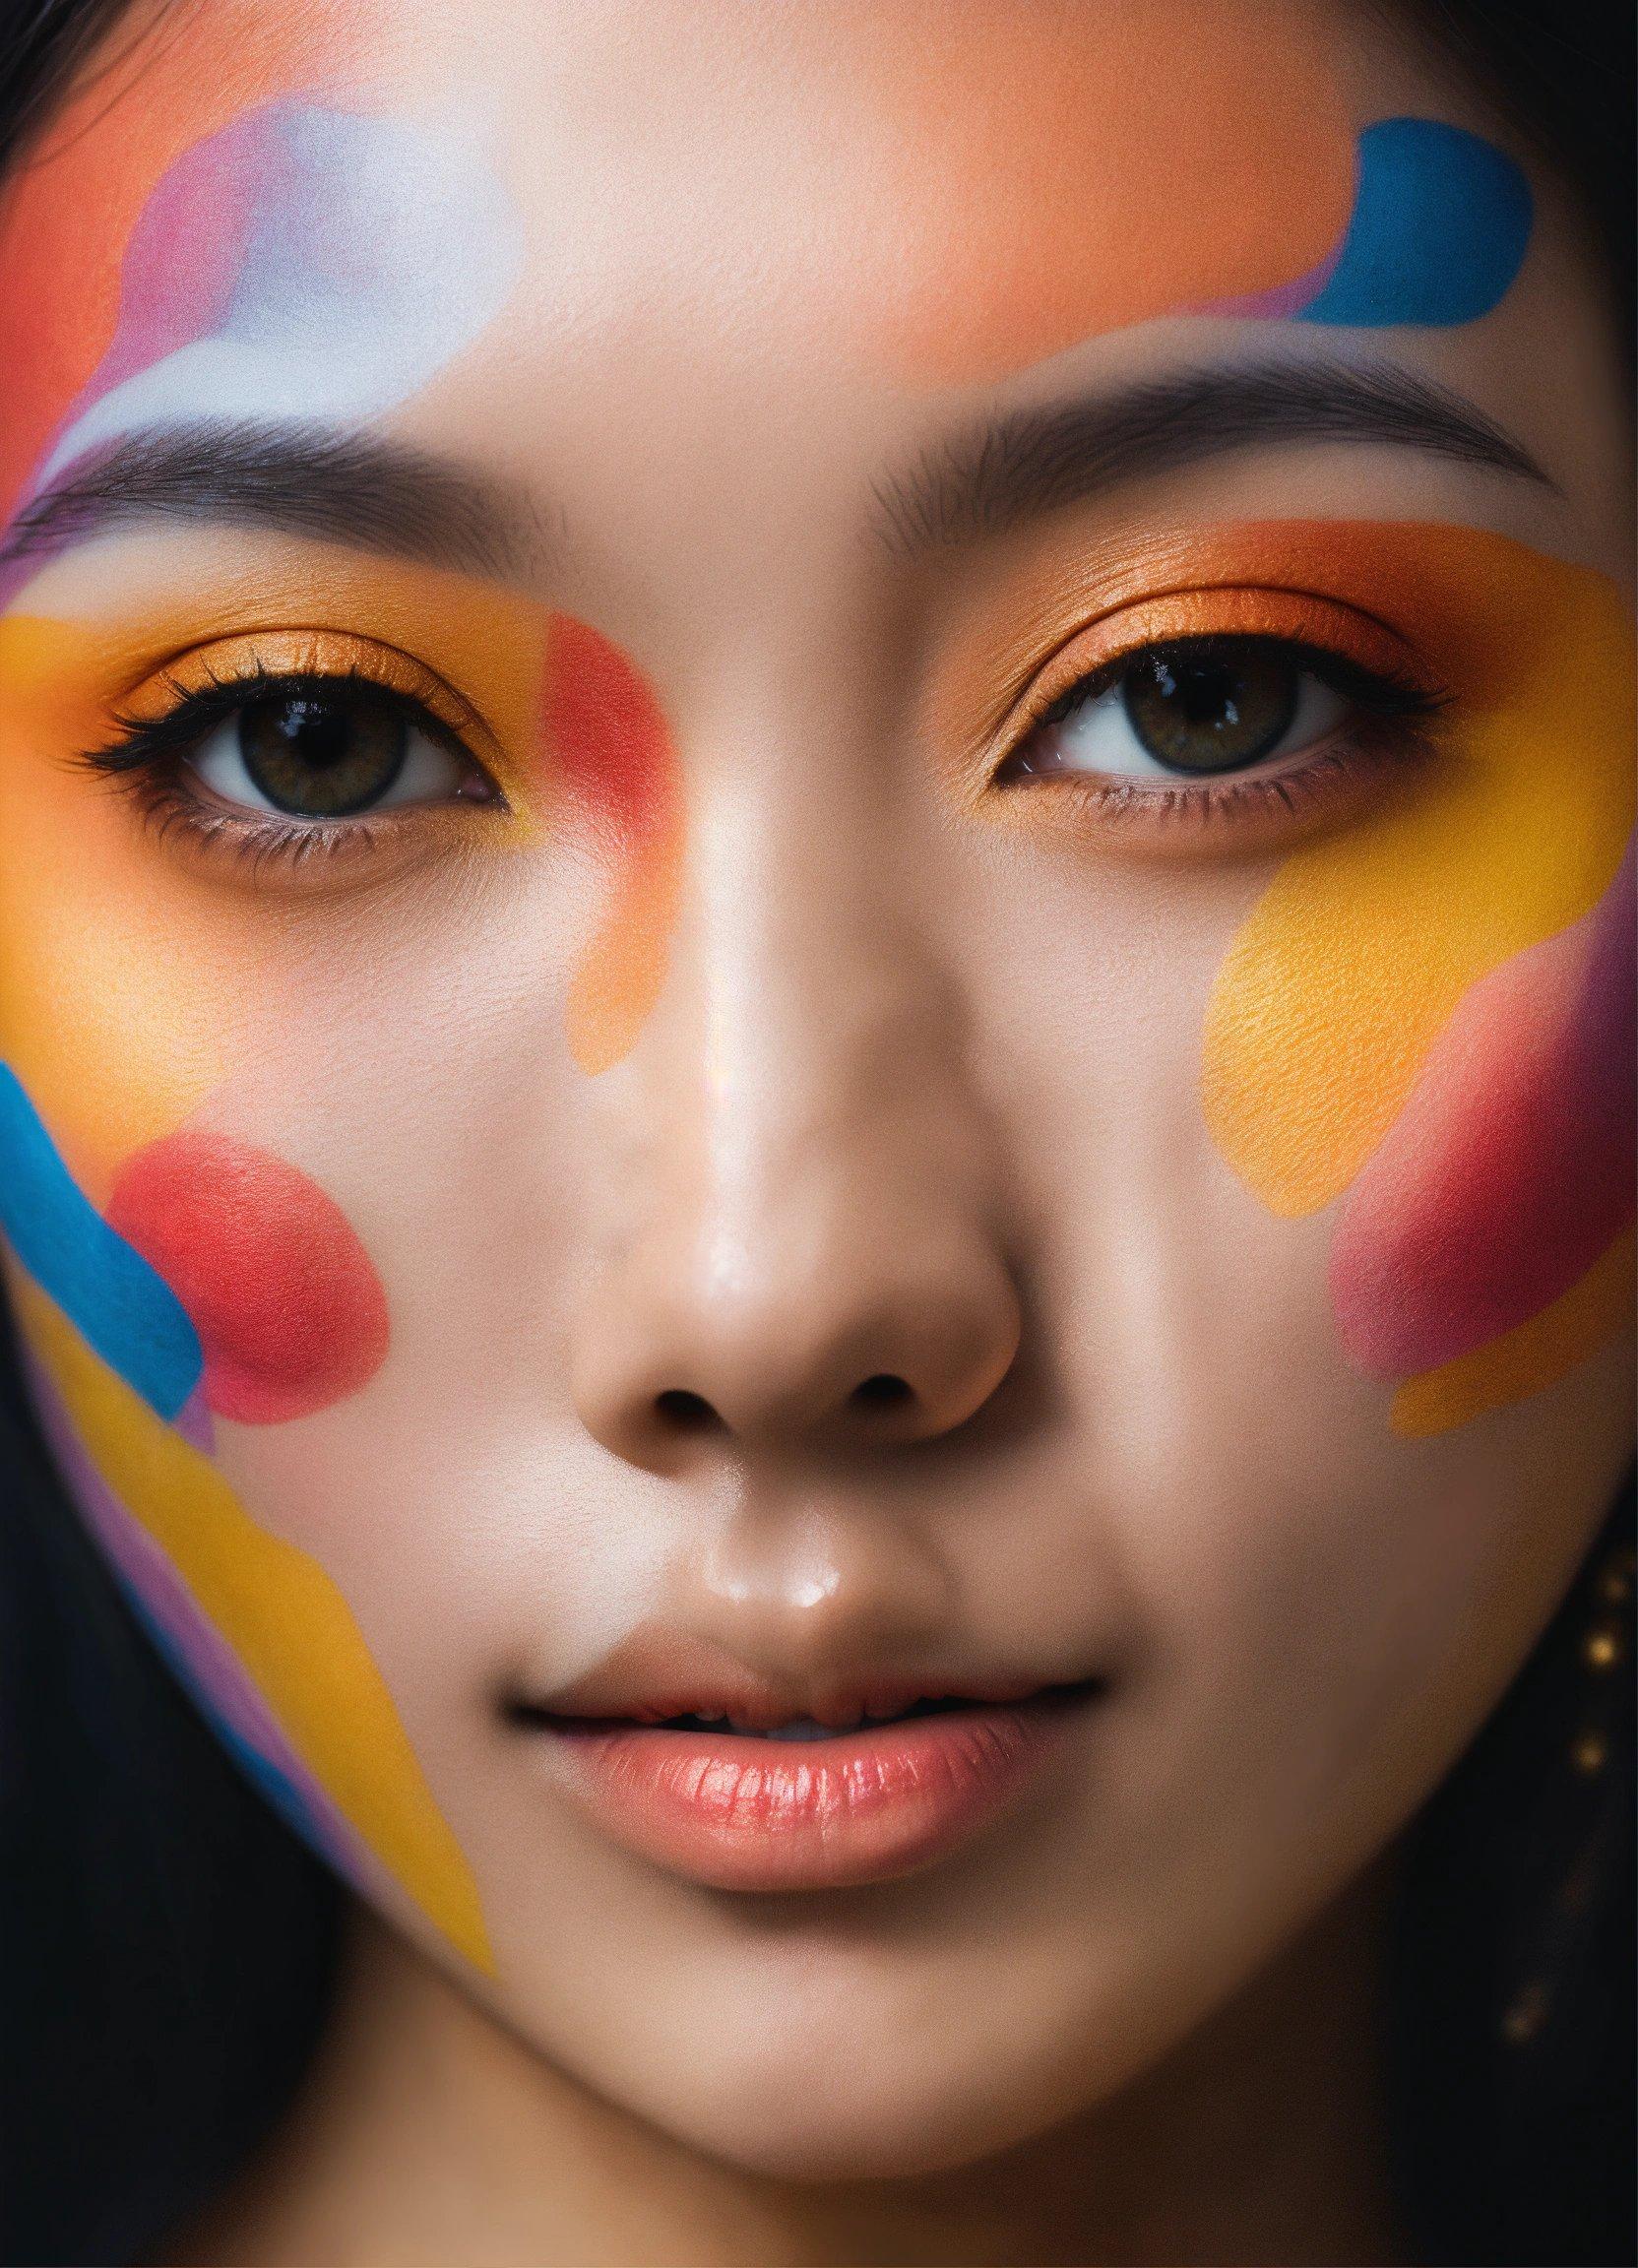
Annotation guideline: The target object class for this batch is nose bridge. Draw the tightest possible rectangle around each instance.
[570,701,1021,1466]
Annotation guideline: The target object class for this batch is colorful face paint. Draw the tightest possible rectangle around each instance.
[1285,118,1533,328]
[13,1268,491,1969]
[0,1043,487,1961]
[1200,521,1634,1430]
[106,1130,392,1426]
[828,3,1531,382]
[0,1064,202,1419]
[0,17,522,617]
[1329,846,1634,1380]
[31,103,523,499]
[545,613,684,1077]
[0,555,553,1959]
[0,4,527,1961]
[0,7,345,539]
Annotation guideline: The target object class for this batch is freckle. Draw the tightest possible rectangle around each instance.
[104,1131,389,1424]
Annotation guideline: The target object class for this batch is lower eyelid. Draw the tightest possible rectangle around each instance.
[1011,708,1442,860]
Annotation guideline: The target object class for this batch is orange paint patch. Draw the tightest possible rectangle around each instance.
[0,542,550,1186]
[832,0,1354,381]
[545,613,682,1074]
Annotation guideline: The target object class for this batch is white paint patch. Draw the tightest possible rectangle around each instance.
[39,103,525,488]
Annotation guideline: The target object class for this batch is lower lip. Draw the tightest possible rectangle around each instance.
[538,1698,1087,1891]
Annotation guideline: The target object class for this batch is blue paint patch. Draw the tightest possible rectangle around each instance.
[0,1064,201,1418]
[1301,117,1533,328]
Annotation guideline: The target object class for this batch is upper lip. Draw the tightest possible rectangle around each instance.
[512,1626,1090,1732]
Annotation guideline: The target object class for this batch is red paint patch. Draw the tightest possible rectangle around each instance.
[545,612,672,842]
[1331,842,1636,1379]
[105,1132,389,1424]
[543,613,684,1073]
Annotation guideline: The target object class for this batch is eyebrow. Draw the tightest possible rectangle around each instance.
[0,421,546,582]
[873,357,1551,554]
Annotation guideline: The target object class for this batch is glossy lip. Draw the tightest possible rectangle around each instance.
[517,1683,1098,1892]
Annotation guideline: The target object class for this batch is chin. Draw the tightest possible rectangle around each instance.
[646,2077,1056,2185]
[567,1990,1126,2185]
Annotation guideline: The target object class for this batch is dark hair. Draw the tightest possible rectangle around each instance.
[0,4,1632,2262]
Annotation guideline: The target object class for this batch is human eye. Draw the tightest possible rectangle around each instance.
[991,615,1448,845]
[77,637,503,876]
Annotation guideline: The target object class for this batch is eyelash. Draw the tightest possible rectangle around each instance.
[994,634,1449,831]
[76,659,495,875]
[75,627,1449,879]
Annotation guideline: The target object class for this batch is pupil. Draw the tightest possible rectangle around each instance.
[238,690,410,817]
[1122,641,1299,776]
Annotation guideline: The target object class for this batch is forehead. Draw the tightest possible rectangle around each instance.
[0,0,1383,400]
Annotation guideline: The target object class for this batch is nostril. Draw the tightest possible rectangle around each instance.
[850,1372,915,1414]
[654,1387,723,1434]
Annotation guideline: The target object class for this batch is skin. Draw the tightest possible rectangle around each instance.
[0,2,1631,2261]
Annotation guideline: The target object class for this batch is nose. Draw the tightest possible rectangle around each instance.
[570,775,1021,1471]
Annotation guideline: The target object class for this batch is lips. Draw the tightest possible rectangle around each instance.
[510,1643,1100,1891]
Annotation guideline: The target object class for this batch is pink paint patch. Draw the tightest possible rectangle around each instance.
[1199,235,1346,322]
[1331,841,1636,1378]
[104,1132,390,1424]
[45,108,276,435]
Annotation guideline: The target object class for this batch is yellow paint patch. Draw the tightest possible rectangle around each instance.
[1203,526,1635,1215]
[0,613,224,1194]
[16,1273,492,1972]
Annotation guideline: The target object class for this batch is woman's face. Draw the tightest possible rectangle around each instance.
[1,0,1631,2177]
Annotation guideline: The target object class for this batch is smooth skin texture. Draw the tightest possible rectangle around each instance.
[0,2,1633,2261]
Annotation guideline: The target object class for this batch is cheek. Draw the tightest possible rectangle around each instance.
[104,1129,390,1425]
[1200,523,1635,1431]
[0,1072,491,1971]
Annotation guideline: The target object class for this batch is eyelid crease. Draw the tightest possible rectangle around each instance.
[991,587,1431,761]
[112,628,493,756]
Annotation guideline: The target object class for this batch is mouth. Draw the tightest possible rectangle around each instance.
[507,1675,1102,1892]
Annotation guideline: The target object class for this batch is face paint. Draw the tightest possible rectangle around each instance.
[1281,117,1533,328]
[0,536,693,1950]
[0,15,523,615]
[0,5,351,539]
[0,1065,202,1419]
[546,613,684,1076]
[29,102,524,503]
[1199,521,1634,1430]
[1330,847,1634,1380]
[13,1268,492,1969]
[824,2,1530,383]
[106,1130,392,1425]
[0,1047,487,1961]
[0,3,524,1955]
